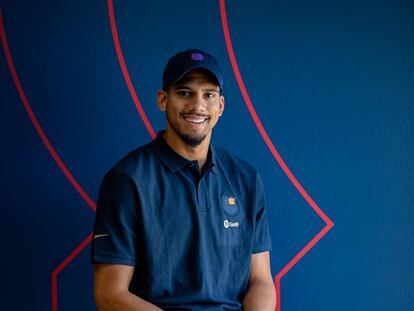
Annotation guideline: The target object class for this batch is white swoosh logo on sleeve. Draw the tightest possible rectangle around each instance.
[93,233,109,239]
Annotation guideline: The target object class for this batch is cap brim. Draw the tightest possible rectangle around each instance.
[173,64,223,88]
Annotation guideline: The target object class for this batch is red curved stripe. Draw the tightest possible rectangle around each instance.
[0,10,95,311]
[0,11,96,212]
[51,233,93,311]
[107,0,156,140]
[219,1,334,310]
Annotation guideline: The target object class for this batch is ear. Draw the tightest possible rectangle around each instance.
[218,95,225,117]
[157,90,168,112]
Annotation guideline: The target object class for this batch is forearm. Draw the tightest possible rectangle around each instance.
[243,279,276,311]
[95,290,162,311]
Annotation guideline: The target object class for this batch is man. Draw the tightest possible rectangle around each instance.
[92,49,276,310]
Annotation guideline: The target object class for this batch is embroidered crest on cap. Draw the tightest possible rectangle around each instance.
[191,52,204,61]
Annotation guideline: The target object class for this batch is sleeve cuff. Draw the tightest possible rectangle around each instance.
[91,253,136,266]
[252,243,272,254]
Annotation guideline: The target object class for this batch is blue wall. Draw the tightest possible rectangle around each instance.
[1,1,412,310]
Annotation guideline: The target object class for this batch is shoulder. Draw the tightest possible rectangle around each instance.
[105,140,158,180]
[113,142,156,175]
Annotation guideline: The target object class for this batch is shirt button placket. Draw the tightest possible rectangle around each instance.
[198,177,210,211]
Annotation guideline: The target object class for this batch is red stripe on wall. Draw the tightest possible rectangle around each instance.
[0,10,95,311]
[219,1,334,310]
[51,234,93,311]
[107,0,157,140]
[0,10,96,212]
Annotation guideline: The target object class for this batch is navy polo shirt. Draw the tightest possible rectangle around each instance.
[92,132,272,310]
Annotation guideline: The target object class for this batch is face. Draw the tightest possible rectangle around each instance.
[157,70,225,147]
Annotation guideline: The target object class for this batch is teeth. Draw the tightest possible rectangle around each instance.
[183,116,207,124]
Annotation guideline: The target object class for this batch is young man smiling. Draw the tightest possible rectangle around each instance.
[92,49,276,310]
[157,69,224,170]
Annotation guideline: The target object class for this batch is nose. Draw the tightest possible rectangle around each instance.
[188,92,206,112]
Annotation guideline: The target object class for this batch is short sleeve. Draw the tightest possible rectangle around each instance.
[252,174,272,253]
[91,168,138,266]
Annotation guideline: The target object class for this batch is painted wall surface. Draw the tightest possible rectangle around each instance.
[1,1,412,310]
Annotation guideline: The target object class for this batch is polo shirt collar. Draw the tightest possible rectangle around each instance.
[153,131,218,174]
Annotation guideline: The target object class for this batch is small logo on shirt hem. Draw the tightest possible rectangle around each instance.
[224,219,239,229]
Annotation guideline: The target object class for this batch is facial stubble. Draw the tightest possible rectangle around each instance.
[166,113,208,147]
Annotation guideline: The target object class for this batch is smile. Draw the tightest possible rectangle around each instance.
[182,114,209,124]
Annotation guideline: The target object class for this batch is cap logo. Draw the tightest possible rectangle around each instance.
[191,53,204,61]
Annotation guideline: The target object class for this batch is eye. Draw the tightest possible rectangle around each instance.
[176,90,191,97]
[205,92,217,99]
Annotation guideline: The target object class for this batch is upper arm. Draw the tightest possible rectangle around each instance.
[249,251,273,284]
[92,169,139,266]
[94,263,134,304]
[244,251,276,310]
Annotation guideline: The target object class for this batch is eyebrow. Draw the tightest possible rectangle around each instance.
[173,85,190,90]
[173,85,220,93]
[203,88,220,93]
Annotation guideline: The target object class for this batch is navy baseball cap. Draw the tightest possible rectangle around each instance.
[162,49,223,90]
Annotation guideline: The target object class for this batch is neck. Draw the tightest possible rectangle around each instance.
[163,130,211,170]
